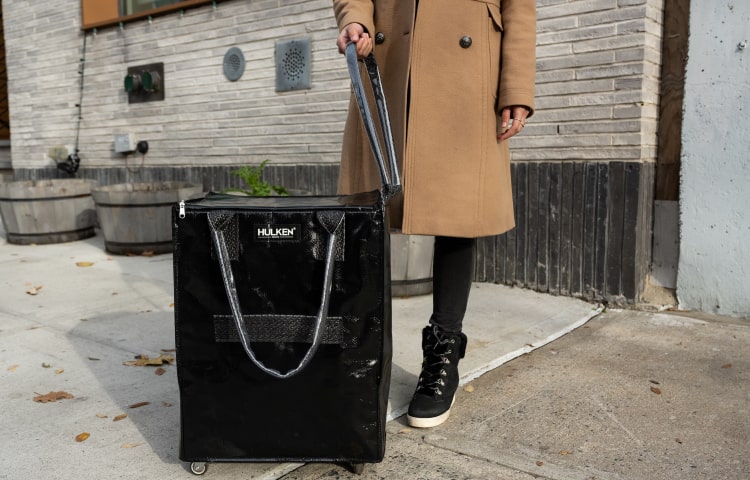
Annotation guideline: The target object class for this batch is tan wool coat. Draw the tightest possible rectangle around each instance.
[333,0,536,238]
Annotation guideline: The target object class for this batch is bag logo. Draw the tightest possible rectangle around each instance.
[254,224,300,242]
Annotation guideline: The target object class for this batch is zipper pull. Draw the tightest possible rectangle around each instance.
[179,200,186,219]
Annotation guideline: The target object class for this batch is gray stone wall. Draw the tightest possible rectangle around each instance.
[518,0,663,164]
[678,2,750,318]
[3,0,347,170]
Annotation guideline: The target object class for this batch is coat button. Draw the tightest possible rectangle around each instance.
[375,32,385,44]
[459,36,472,48]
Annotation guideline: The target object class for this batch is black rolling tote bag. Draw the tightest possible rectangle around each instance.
[173,44,400,476]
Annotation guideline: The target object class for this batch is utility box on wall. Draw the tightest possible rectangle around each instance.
[124,63,165,104]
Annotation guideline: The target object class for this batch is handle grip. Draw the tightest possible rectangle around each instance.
[345,43,402,202]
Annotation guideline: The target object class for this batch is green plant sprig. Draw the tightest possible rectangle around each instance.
[224,160,288,196]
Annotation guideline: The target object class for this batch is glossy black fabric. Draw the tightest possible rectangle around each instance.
[173,191,391,464]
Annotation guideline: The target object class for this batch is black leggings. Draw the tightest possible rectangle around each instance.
[429,236,476,333]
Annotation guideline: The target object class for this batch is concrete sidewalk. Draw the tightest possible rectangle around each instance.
[0,227,747,479]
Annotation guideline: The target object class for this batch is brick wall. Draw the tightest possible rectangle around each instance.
[517,0,664,164]
[3,0,347,170]
[4,0,664,170]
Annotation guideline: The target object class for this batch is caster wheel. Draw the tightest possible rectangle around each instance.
[190,462,207,475]
[348,463,365,475]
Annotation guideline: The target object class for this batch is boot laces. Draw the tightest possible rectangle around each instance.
[416,327,457,396]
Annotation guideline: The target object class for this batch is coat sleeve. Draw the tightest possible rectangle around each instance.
[332,0,376,38]
[498,1,536,117]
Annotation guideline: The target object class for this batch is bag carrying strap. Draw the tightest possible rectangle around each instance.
[208,210,345,379]
[345,42,402,203]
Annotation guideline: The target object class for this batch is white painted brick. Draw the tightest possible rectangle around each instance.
[4,0,667,168]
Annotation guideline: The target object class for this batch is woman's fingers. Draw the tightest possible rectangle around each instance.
[498,106,530,141]
[336,23,372,57]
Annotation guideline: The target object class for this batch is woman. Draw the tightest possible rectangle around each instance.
[333,0,536,428]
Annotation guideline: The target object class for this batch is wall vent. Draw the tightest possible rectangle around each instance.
[275,38,311,92]
[223,47,245,82]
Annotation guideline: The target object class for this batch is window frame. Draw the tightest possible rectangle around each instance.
[81,0,217,31]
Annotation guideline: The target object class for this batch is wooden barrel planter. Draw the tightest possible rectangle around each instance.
[92,182,203,255]
[390,233,434,297]
[0,179,97,245]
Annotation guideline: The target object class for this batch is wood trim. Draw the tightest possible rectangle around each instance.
[475,161,656,304]
[656,0,690,201]
[81,0,217,30]
[80,0,118,29]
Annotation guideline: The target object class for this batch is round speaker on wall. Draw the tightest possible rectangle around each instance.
[223,47,245,82]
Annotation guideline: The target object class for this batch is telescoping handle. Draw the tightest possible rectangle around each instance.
[345,42,402,203]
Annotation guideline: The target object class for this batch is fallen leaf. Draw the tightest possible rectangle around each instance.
[463,384,475,393]
[41,362,51,368]
[650,386,662,395]
[123,354,175,367]
[88,357,101,361]
[121,443,143,449]
[397,428,412,434]
[161,402,173,407]
[75,432,90,442]
[55,369,65,375]
[113,414,128,422]
[33,391,74,403]
[26,285,43,295]
[675,438,683,444]
[649,380,660,385]
[536,461,544,467]
[154,367,166,376]
[141,251,155,257]
[169,303,175,308]
[559,451,572,456]
[76,261,94,267]
[127,401,151,409]
[721,364,732,369]
[7,364,19,372]
[96,413,108,419]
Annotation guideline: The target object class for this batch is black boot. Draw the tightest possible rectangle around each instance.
[406,325,467,428]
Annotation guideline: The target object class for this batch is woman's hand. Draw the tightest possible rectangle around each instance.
[336,23,373,57]
[498,106,531,141]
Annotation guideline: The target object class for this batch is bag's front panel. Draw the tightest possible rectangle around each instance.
[174,201,390,462]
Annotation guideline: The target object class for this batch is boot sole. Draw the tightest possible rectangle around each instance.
[406,397,455,428]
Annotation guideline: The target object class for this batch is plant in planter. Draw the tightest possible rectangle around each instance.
[223,160,288,196]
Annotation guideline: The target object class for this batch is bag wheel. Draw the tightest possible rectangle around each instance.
[190,462,207,475]
[348,463,365,475]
